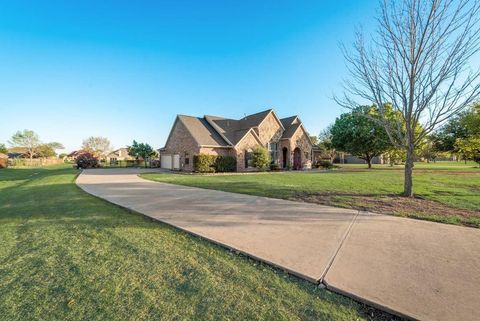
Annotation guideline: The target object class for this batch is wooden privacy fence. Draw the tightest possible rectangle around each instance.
[8,158,64,167]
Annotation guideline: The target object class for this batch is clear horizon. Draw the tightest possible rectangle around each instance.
[0,0,457,152]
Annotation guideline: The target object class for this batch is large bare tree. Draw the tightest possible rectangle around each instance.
[82,136,112,158]
[337,0,480,196]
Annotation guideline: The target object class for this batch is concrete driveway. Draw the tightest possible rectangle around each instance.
[76,168,480,321]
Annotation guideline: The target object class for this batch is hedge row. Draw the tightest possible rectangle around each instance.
[193,154,236,173]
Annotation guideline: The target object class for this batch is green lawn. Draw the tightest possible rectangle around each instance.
[0,165,391,321]
[142,162,480,227]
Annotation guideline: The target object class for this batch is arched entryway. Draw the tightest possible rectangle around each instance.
[293,147,301,170]
[282,147,288,168]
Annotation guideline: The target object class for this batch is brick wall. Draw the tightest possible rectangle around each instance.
[234,131,262,172]
[163,118,200,171]
[290,127,312,169]
[198,147,233,157]
[257,112,283,146]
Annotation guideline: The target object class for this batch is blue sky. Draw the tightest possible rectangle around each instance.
[0,0,379,152]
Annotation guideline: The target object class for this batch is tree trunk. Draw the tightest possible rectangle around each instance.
[366,155,372,169]
[404,144,415,197]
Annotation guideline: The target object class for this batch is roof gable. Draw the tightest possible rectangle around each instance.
[237,109,272,130]
[280,116,299,128]
[164,115,229,148]
[205,110,279,146]
[281,123,313,146]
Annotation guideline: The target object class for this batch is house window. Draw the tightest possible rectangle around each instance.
[268,142,278,164]
[245,149,253,168]
[185,157,190,165]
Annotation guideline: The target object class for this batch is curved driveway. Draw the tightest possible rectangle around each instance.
[77,168,480,321]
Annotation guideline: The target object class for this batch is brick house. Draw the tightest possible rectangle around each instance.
[159,109,313,172]
[106,148,135,162]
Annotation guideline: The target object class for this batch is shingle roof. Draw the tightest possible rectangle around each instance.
[204,116,238,144]
[280,116,297,128]
[281,123,301,139]
[178,115,229,146]
[204,109,281,145]
[167,109,304,148]
[237,109,272,130]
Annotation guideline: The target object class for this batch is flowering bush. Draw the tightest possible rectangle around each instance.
[75,151,99,169]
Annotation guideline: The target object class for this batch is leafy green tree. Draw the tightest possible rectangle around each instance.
[455,137,480,166]
[417,136,440,163]
[9,129,41,160]
[251,146,271,171]
[36,144,56,158]
[435,104,480,156]
[384,147,406,166]
[331,106,392,168]
[128,140,156,167]
[309,136,319,146]
[36,142,65,158]
[317,126,337,163]
[462,103,480,137]
[0,143,7,154]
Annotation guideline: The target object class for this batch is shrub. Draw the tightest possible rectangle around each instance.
[215,156,236,172]
[270,163,280,171]
[150,159,161,168]
[252,147,271,171]
[193,154,217,173]
[193,154,237,173]
[316,160,334,169]
[75,152,98,169]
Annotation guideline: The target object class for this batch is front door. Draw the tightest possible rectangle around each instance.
[293,148,301,170]
[282,147,288,168]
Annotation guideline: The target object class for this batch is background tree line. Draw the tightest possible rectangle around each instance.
[315,102,480,168]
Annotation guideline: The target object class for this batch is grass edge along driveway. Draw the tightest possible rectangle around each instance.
[0,165,398,321]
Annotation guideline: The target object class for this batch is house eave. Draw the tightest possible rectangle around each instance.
[234,128,264,147]
[198,145,233,148]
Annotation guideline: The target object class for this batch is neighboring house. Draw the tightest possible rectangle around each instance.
[7,147,28,159]
[65,150,82,162]
[159,109,313,172]
[106,148,135,162]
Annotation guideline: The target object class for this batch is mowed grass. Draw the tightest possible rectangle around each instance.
[142,162,480,227]
[0,165,384,321]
